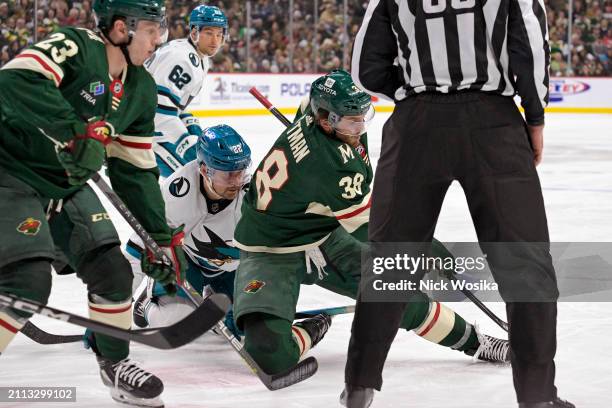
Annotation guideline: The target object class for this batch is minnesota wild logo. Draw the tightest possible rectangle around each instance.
[243,280,266,294]
[17,217,42,236]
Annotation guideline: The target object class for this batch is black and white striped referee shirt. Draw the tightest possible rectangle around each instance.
[351,0,550,125]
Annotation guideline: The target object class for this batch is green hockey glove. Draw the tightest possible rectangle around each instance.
[141,226,187,296]
[57,119,113,185]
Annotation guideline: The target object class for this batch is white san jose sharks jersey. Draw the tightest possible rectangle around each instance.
[145,38,210,144]
[128,161,244,277]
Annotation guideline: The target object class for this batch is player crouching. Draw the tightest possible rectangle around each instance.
[126,125,249,337]
[231,70,511,384]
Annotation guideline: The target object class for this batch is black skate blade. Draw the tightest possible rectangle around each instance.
[265,356,318,391]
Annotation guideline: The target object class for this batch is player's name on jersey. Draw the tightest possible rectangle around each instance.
[287,122,310,163]
[372,279,499,292]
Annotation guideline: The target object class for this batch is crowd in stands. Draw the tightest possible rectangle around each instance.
[1,0,610,76]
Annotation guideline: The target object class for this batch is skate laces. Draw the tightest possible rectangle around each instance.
[134,279,154,318]
[305,247,328,280]
[112,359,153,388]
[473,324,509,362]
[133,298,147,318]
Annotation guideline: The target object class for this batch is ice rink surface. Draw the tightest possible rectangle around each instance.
[1,113,610,408]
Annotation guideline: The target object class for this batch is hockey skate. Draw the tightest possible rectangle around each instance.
[464,326,510,363]
[293,313,332,348]
[519,396,576,408]
[133,278,157,329]
[340,384,374,408]
[132,289,153,329]
[97,356,164,407]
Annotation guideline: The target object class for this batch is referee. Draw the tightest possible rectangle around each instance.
[342,0,575,407]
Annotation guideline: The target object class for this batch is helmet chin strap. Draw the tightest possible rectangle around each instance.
[120,34,134,66]
[98,26,134,66]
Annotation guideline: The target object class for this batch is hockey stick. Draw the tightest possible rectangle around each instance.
[0,291,229,349]
[249,87,292,127]
[18,302,396,344]
[185,278,319,391]
[91,173,317,390]
[250,88,510,333]
[21,322,83,344]
[446,274,509,332]
[294,305,355,319]
[2,176,230,348]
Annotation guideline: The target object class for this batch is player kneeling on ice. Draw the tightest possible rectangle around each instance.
[232,70,510,380]
[145,5,227,178]
[126,124,249,337]
[0,1,188,407]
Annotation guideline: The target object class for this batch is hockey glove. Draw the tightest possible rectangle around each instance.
[141,226,187,296]
[180,113,203,137]
[57,119,113,185]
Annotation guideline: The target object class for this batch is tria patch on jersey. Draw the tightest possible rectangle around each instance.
[243,280,266,294]
[89,81,105,96]
[16,217,41,236]
[169,177,190,197]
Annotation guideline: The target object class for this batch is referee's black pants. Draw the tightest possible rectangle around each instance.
[345,92,559,403]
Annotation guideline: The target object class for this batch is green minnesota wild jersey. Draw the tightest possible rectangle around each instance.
[234,107,373,253]
[0,27,169,235]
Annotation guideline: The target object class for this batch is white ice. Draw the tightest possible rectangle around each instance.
[1,113,611,408]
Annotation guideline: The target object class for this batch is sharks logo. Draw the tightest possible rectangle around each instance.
[185,226,239,269]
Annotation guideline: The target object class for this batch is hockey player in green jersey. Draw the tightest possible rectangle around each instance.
[232,70,510,382]
[0,1,186,407]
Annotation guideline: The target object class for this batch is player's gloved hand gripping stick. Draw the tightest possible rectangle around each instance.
[55,118,114,185]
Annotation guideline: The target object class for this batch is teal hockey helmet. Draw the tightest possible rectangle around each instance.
[189,5,228,32]
[197,125,251,172]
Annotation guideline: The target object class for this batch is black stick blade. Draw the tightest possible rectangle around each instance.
[266,357,319,391]
[21,322,83,344]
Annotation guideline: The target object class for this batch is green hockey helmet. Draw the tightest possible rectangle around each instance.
[93,0,166,34]
[310,69,374,136]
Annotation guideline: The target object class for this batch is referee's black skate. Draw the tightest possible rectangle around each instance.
[339,384,374,408]
[464,327,510,363]
[518,396,576,408]
[97,356,164,407]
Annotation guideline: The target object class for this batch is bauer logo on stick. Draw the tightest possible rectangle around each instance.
[16,217,42,235]
[244,280,266,293]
